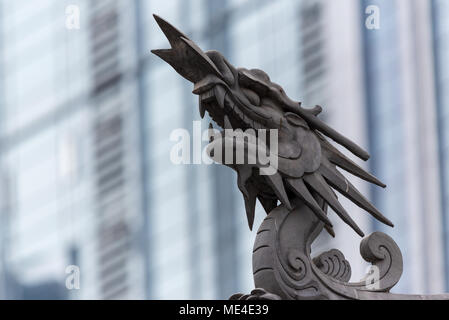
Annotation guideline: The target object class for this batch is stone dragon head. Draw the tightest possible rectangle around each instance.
[151,15,393,237]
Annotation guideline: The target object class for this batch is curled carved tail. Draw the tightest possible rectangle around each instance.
[251,199,410,300]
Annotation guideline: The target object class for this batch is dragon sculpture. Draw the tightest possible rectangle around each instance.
[151,15,449,300]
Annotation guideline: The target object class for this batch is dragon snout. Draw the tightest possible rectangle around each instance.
[151,15,238,91]
[151,15,224,84]
[151,15,272,132]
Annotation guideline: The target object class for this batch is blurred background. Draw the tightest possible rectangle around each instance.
[0,0,447,299]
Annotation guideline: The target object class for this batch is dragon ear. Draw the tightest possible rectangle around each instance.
[285,112,309,129]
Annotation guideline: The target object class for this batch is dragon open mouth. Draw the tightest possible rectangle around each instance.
[199,87,267,134]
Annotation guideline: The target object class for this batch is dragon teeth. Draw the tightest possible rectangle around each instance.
[249,119,256,129]
[208,123,214,142]
[224,115,233,129]
[200,89,215,103]
[224,100,263,131]
[214,86,226,109]
[234,107,244,119]
[199,101,206,119]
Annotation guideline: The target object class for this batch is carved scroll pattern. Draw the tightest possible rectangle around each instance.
[313,249,351,283]
[347,231,403,292]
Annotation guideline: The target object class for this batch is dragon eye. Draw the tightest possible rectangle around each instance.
[242,88,261,106]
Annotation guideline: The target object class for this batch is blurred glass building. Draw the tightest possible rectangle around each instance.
[0,0,448,299]
[433,0,449,291]
[362,0,445,294]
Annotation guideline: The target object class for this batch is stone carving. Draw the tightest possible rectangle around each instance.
[251,201,406,300]
[313,249,351,283]
[151,15,449,300]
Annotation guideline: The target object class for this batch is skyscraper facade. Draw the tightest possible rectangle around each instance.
[0,0,93,299]
[362,0,445,294]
